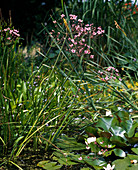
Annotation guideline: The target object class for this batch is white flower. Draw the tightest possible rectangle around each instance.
[133,160,137,164]
[85,137,96,145]
[86,145,90,150]
[106,110,112,116]
[98,151,103,155]
[103,164,115,170]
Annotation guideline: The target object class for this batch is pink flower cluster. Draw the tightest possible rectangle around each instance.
[50,14,105,59]
[0,27,20,41]
[98,66,122,82]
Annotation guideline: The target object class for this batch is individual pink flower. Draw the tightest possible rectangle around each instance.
[107,67,112,71]
[14,29,19,33]
[97,30,102,34]
[115,73,119,76]
[98,26,102,29]
[119,78,122,81]
[13,32,20,36]
[93,32,96,35]
[71,39,75,43]
[100,141,104,144]
[10,30,13,34]
[69,14,77,20]
[71,49,76,53]
[78,157,82,160]
[69,44,74,48]
[53,20,57,24]
[61,14,65,19]
[105,76,109,80]
[85,24,90,27]
[78,19,83,22]
[84,50,89,54]
[90,55,94,59]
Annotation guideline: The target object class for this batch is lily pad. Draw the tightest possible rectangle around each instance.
[131,148,138,155]
[97,137,115,148]
[113,148,126,157]
[113,157,130,170]
[128,122,138,138]
[37,161,62,170]
[96,117,113,131]
[110,135,128,147]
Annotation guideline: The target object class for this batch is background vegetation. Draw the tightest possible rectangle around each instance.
[0,0,138,169]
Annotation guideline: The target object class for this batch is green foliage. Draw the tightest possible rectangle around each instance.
[0,1,138,169]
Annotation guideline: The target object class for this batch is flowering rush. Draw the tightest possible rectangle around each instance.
[0,27,20,43]
[98,66,122,82]
[49,14,105,60]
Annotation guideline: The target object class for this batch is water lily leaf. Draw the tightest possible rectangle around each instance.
[89,142,100,152]
[113,155,138,170]
[135,132,138,137]
[110,126,126,140]
[127,154,138,161]
[37,161,62,170]
[99,132,112,139]
[113,157,130,170]
[128,122,138,138]
[85,126,98,137]
[55,135,86,151]
[97,137,115,148]
[96,117,113,131]
[131,148,138,155]
[56,157,78,166]
[117,111,129,121]
[84,158,106,169]
[124,134,138,145]
[110,135,128,147]
[113,148,126,157]
[121,119,133,133]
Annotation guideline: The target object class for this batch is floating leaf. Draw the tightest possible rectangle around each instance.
[37,161,62,170]
[113,157,130,170]
[127,154,138,161]
[55,135,86,151]
[97,137,115,148]
[128,122,138,138]
[113,148,126,157]
[85,126,98,137]
[96,117,113,131]
[125,134,138,145]
[99,132,112,139]
[110,135,128,147]
[110,126,126,140]
[131,148,138,155]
